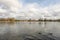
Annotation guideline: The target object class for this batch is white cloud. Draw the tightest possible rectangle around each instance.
[20,3,60,20]
[0,0,60,20]
[0,0,22,18]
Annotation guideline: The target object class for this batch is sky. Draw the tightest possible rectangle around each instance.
[0,0,60,20]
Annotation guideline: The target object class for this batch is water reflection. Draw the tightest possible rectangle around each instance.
[0,22,60,38]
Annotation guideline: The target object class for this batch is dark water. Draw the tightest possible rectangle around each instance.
[0,22,60,40]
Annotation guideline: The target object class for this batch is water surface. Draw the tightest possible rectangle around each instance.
[0,21,60,40]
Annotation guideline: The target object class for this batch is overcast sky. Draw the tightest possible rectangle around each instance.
[0,0,60,20]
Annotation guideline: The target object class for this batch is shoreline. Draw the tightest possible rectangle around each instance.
[0,18,60,22]
[0,20,60,22]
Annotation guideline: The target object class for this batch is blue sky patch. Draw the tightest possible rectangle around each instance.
[21,0,60,7]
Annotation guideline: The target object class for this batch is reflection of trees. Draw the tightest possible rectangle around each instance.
[38,21,42,24]
[38,21,47,33]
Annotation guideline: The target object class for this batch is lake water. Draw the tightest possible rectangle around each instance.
[0,21,60,40]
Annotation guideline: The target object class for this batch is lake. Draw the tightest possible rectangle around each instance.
[0,21,60,40]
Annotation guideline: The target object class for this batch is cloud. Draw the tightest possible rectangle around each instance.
[0,0,22,18]
[0,0,60,20]
[18,3,60,20]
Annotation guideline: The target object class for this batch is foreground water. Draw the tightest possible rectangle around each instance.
[0,21,60,40]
